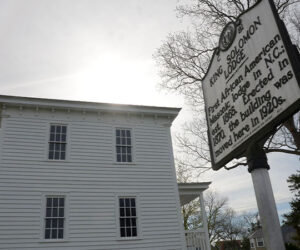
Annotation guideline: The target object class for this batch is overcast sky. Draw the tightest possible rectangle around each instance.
[0,0,298,219]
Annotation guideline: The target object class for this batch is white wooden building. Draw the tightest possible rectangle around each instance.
[0,95,210,250]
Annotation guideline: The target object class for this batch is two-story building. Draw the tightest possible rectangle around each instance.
[0,95,210,250]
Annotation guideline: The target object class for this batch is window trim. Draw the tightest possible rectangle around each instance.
[113,127,136,165]
[40,192,69,242]
[45,123,70,162]
[250,239,255,248]
[256,237,264,247]
[115,193,142,241]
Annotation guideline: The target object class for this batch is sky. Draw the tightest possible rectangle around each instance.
[0,0,298,220]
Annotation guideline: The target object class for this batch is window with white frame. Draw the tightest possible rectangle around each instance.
[44,196,65,239]
[48,124,67,160]
[250,239,255,248]
[119,197,137,237]
[116,128,132,163]
[257,237,264,247]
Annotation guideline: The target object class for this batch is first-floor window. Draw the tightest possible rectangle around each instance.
[44,196,65,239]
[250,239,255,248]
[119,197,137,237]
[257,237,264,247]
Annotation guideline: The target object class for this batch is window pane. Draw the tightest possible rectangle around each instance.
[121,147,125,154]
[119,198,124,207]
[126,130,131,137]
[56,133,61,141]
[46,198,52,207]
[53,208,58,217]
[121,138,126,145]
[50,126,55,133]
[45,229,51,239]
[120,208,125,217]
[55,152,60,160]
[127,138,131,145]
[132,218,136,227]
[49,143,54,150]
[61,134,66,142]
[116,137,120,145]
[45,219,51,228]
[116,129,120,137]
[116,146,121,153]
[130,198,135,207]
[46,208,52,217]
[61,126,67,134]
[117,154,121,162]
[49,151,54,160]
[59,198,64,207]
[131,208,136,216]
[52,229,57,239]
[120,218,125,227]
[59,208,64,217]
[120,228,125,237]
[132,227,137,236]
[127,154,132,162]
[50,133,55,141]
[126,227,131,237]
[53,198,58,207]
[121,130,126,137]
[58,229,64,239]
[56,126,61,133]
[55,143,60,151]
[126,218,131,227]
[126,208,131,216]
[125,199,130,207]
[58,218,64,228]
[52,219,58,228]
[122,154,126,162]
[60,152,66,160]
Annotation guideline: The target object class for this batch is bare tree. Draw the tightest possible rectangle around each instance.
[154,0,300,172]
[181,190,251,243]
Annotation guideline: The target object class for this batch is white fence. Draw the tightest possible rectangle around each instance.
[185,230,208,250]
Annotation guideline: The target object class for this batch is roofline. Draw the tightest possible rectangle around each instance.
[0,95,181,118]
[178,182,211,192]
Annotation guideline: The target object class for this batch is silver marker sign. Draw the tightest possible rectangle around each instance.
[202,0,300,170]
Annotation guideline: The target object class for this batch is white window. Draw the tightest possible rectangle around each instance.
[250,239,255,248]
[256,237,264,247]
[48,124,67,160]
[118,197,138,237]
[116,128,132,163]
[44,196,65,239]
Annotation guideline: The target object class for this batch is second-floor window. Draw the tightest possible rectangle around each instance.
[116,128,132,163]
[49,125,67,160]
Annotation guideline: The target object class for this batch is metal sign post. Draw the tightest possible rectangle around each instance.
[247,144,285,250]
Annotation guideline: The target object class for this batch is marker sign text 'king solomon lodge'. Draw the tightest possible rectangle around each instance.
[202,0,300,170]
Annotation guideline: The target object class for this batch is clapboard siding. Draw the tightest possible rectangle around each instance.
[0,104,186,250]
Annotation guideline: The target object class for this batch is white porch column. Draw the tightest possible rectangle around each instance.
[199,192,211,250]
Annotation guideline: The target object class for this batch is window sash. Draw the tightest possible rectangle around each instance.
[44,197,65,240]
[116,129,132,163]
[48,125,67,160]
[119,197,137,237]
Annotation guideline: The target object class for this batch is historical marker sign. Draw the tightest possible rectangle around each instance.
[202,0,300,170]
